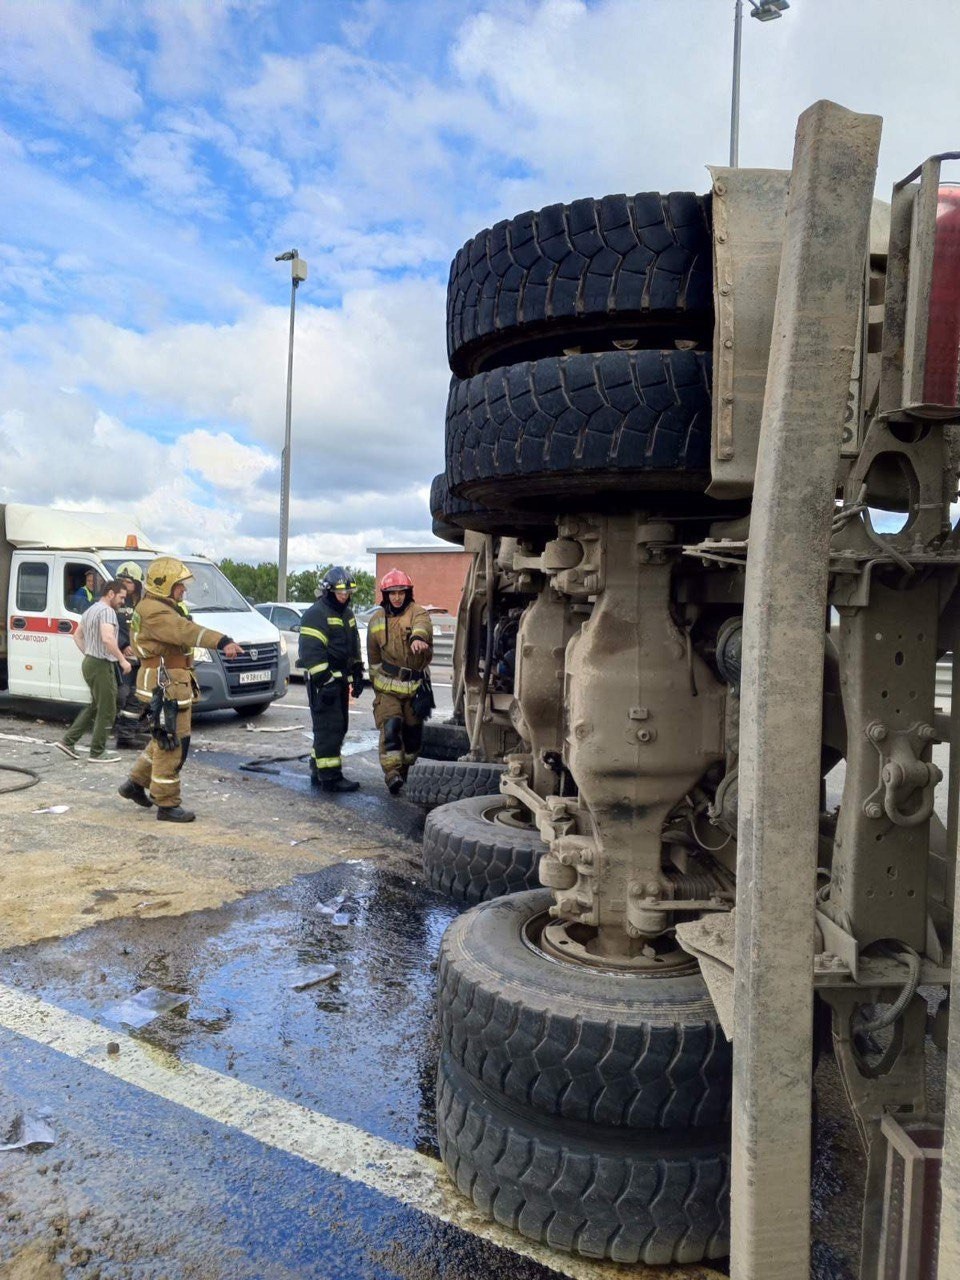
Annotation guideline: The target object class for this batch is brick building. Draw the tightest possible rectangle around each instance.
[366,545,472,616]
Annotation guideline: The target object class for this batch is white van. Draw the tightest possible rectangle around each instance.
[0,503,289,716]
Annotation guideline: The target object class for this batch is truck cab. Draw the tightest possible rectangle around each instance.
[0,504,289,715]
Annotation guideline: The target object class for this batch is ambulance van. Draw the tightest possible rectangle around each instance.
[0,504,289,715]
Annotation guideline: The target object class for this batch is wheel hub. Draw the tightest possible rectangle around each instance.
[524,912,696,976]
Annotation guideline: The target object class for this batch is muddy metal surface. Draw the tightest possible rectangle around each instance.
[0,678,939,1279]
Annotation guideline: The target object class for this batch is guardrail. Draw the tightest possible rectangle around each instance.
[432,631,455,666]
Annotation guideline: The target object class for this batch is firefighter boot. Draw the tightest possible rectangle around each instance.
[118,779,152,809]
[319,773,360,793]
[157,805,196,823]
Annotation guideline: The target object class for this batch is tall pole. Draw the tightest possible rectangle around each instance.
[730,0,743,168]
[278,270,297,603]
[275,249,306,603]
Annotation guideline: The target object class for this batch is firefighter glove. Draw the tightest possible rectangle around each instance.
[351,666,364,700]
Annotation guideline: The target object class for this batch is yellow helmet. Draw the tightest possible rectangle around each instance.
[116,560,144,583]
[145,556,192,598]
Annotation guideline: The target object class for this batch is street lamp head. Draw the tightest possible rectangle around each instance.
[275,250,297,261]
[750,0,788,19]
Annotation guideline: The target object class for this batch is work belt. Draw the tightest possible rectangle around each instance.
[380,660,421,681]
[140,654,192,670]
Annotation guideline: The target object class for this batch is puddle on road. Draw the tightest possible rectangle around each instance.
[0,861,460,1158]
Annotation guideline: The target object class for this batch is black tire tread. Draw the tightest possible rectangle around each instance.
[406,759,507,810]
[429,472,553,535]
[447,193,712,376]
[422,795,545,904]
[446,349,712,507]
[421,721,471,762]
[438,890,731,1130]
[436,1051,729,1265]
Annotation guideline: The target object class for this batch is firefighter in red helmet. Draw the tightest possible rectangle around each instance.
[367,568,434,794]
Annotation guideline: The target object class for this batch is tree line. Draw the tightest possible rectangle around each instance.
[218,559,377,608]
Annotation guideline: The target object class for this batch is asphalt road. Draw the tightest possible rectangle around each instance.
[5,672,717,1280]
[0,670,931,1280]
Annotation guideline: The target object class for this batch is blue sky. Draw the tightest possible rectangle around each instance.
[1,0,959,568]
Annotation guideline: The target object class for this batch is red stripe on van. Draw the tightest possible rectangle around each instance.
[9,617,78,634]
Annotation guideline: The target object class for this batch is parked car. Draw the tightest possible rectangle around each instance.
[257,601,370,678]
[255,602,310,678]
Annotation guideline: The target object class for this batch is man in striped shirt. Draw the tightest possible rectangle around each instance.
[56,579,131,764]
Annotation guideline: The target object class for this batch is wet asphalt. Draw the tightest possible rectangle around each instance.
[0,678,587,1279]
[0,859,575,1279]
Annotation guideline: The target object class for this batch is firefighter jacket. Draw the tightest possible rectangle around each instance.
[367,601,433,696]
[298,597,362,684]
[131,596,227,706]
[116,591,143,652]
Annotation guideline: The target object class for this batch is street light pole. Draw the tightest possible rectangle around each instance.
[730,0,743,167]
[274,250,308,604]
[729,0,789,170]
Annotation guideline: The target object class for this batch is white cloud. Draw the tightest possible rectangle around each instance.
[0,0,142,123]
[124,129,220,213]
[182,429,275,491]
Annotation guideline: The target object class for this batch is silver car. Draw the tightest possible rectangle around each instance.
[255,601,369,679]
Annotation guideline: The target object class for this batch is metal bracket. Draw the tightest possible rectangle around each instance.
[861,719,943,827]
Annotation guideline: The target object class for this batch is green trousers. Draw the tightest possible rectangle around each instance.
[64,656,118,758]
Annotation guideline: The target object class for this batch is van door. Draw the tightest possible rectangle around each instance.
[57,555,106,700]
[7,553,58,698]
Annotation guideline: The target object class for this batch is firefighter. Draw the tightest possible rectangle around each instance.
[118,556,243,822]
[298,566,364,793]
[113,561,148,750]
[367,569,433,795]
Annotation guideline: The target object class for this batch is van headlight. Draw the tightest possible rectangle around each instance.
[279,635,288,656]
[193,647,213,663]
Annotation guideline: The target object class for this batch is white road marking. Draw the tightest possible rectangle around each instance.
[0,984,720,1280]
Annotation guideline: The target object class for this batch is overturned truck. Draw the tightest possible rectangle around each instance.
[427,101,960,1278]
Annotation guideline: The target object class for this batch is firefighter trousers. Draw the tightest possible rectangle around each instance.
[115,664,147,745]
[372,690,423,780]
[128,705,192,808]
[128,670,195,809]
[308,676,350,778]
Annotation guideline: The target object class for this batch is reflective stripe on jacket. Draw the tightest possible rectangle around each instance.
[366,602,433,693]
[298,597,361,679]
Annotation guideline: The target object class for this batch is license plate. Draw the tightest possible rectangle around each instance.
[238,669,272,685]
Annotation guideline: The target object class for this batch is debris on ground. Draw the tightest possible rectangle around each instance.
[332,912,350,927]
[289,964,338,991]
[243,723,302,733]
[105,987,188,1029]
[0,1112,55,1152]
[31,805,70,815]
[315,894,346,916]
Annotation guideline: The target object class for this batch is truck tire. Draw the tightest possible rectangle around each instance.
[445,349,712,510]
[437,1051,729,1264]
[421,721,471,762]
[447,192,713,377]
[406,758,507,810]
[438,890,731,1131]
[429,473,552,537]
[433,516,465,546]
[422,795,546,903]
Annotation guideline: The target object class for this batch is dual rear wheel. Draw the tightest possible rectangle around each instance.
[431,190,729,1264]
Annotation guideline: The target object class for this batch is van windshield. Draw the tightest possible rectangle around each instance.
[102,558,250,613]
